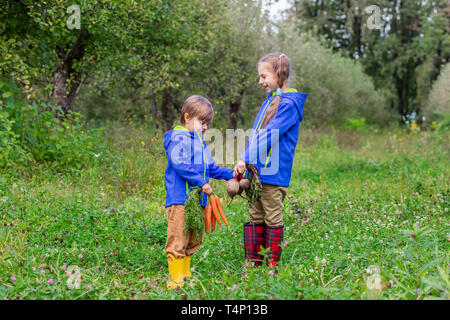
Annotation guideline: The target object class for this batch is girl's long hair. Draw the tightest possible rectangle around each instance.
[259,52,290,129]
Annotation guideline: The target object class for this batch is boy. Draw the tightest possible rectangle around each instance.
[163,95,233,289]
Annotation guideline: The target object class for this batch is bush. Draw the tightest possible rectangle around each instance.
[342,117,377,132]
[274,27,397,127]
[0,79,100,170]
[423,62,450,127]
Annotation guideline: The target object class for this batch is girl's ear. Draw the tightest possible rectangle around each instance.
[184,113,190,123]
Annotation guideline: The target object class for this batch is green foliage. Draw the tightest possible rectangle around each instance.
[75,0,269,130]
[343,117,373,132]
[274,28,395,127]
[0,79,99,170]
[423,63,450,126]
[432,111,450,131]
[291,0,450,120]
[184,187,205,241]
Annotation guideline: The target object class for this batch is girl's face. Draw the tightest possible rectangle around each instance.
[258,62,279,93]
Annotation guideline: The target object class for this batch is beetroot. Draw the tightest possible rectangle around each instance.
[239,179,250,190]
[226,179,240,198]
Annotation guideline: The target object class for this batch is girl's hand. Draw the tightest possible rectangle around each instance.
[202,183,212,195]
[233,160,247,177]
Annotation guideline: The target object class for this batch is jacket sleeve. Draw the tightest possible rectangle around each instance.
[167,138,207,188]
[240,102,299,164]
[209,161,234,181]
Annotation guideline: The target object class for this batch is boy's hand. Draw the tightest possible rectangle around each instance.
[202,183,212,195]
[233,160,247,177]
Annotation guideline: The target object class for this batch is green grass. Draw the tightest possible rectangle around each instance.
[0,124,448,300]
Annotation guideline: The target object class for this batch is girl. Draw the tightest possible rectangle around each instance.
[163,95,233,289]
[234,53,308,270]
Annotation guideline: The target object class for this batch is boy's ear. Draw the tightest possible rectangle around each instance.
[184,113,190,123]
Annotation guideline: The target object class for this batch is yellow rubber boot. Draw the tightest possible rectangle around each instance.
[184,255,198,287]
[183,256,192,277]
[167,253,185,290]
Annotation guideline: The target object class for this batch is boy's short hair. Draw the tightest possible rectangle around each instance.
[180,95,214,125]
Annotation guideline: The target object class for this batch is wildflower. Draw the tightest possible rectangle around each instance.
[114,281,119,288]
[141,141,145,146]
[11,276,17,282]
[412,192,417,196]
[66,272,72,277]
[35,278,40,284]
[48,279,54,284]
[78,254,83,259]
[61,265,67,270]
[268,269,275,275]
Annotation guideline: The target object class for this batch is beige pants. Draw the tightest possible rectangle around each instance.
[165,205,203,259]
[249,183,288,227]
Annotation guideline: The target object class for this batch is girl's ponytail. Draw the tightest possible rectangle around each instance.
[259,53,290,129]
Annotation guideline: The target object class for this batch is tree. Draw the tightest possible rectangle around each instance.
[0,0,215,124]
[289,0,450,119]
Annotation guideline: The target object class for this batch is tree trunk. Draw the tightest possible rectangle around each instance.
[227,100,241,129]
[352,7,362,59]
[160,88,174,132]
[52,28,89,119]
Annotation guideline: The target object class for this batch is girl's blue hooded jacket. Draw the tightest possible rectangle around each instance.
[241,89,308,187]
[164,126,233,208]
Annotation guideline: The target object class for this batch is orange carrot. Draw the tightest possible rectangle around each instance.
[214,195,228,226]
[210,195,222,225]
[205,204,211,234]
[211,207,216,232]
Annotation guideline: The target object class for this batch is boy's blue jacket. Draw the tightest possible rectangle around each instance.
[241,89,308,187]
[164,126,233,208]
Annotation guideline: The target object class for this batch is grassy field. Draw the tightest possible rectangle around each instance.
[0,124,448,300]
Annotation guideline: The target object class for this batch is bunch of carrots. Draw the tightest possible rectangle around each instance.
[204,194,228,234]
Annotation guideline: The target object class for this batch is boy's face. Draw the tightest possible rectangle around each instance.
[258,62,278,93]
[185,115,208,134]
